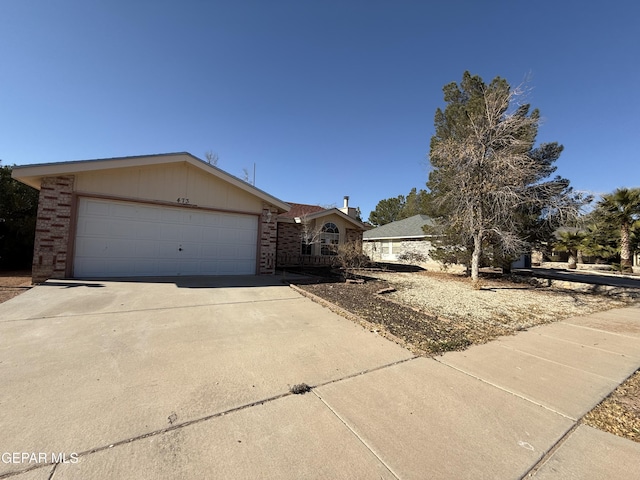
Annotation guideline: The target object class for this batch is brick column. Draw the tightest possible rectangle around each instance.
[259,204,278,274]
[32,176,75,283]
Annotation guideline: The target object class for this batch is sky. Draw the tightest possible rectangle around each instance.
[1,0,638,221]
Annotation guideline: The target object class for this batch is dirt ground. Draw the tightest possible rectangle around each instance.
[0,270,32,303]
[297,269,640,443]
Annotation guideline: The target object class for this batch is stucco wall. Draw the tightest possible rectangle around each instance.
[75,163,263,214]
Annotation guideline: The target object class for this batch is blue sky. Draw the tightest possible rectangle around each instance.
[1,1,638,221]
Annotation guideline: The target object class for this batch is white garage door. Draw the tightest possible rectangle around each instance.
[74,198,258,277]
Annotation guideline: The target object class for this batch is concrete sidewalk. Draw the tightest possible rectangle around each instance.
[2,282,639,479]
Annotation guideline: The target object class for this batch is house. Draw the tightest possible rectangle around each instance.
[276,196,368,267]
[363,214,434,263]
[12,153,367,282]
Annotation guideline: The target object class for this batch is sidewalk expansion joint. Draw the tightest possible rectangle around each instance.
[312,390,401,480]
[495,343,622,383]
[2,296,306,323]
[0,357,419,480]
[535,331,640,358]
[558,321,640,340]
[519,423,580,479]
[433,358,577,421]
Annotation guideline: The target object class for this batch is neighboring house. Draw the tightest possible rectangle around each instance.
[11,153,368,282]
[363,214,434,262]
[276,196,368,267]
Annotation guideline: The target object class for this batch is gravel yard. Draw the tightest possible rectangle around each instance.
[299,270,633,353]
[372,270,631,331]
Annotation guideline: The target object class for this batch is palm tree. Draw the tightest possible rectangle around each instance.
[596,188,640,273]
[553,231,586,269]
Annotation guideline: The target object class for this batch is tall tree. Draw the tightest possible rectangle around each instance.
[368,195,405,226]
[0,163,39,269]
[368,188,430,226]
[427,72,586,281]
[593,188,640,272]
[402,188,430,218]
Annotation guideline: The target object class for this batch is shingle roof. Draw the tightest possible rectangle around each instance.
[363,214,434,240]
[278,203,327,219]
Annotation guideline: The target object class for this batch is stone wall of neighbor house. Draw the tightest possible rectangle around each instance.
[259,204,279,275]
[363,238,434,263]
[32,176,75,283]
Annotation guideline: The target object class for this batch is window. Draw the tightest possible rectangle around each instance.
[320,222,339,255]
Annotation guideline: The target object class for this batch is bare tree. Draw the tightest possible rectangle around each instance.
[428,72,588,281]
[298,214,324,252]
[204,151,219,166]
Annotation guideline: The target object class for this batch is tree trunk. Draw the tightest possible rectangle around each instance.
[567,251,577,269]
[577,250,583,264]
[620,222,632,273]
[471,232,482,282]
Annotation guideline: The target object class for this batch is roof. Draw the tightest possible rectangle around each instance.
[277,202,368,230]
[363,214,434,240]
[11,152,290,213]
[278,203,327,219]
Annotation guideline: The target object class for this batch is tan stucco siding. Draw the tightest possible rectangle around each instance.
[317,213,351,240]
[75,163,263,213]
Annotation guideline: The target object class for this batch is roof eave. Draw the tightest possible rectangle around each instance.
[11,152,291,212]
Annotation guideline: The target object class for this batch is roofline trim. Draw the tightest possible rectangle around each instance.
[363,235,433,240]
[11,152,290,212]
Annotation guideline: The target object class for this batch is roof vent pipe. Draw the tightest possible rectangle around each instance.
[343,196,349,209]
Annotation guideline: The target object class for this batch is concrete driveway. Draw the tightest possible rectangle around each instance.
[2,276,640,479]
[0,276,412,479]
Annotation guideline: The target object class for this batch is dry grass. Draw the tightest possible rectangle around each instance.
[0,270,32,303]
[583,369,640,442]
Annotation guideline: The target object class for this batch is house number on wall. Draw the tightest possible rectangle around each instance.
[177,198,190,204]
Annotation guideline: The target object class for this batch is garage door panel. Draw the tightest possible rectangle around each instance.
[156,242,180,257]
[75,238,107,257]
[181,224,203,241]
[74,198,258,277]
[84,199,111,216]
[136,206,163,221]
[134,222,163,240]
[161,209,182,223]
[78,218,109,237]
[111,203,140,219]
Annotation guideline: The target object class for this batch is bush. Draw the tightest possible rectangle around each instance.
[397,251,428,264]
[334,242,371,270]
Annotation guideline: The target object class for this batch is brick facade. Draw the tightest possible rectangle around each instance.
[276,223,365,267]
[277,222,303,257]
[259,203,279,274]
[32,176,75,283]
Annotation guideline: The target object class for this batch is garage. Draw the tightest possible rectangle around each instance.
[11,153,289,282]
[74,198,258,277]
